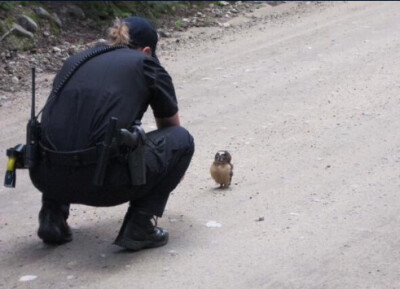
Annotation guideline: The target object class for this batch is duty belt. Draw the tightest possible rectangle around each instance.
[39,143,120,167]
[38,118,147,187]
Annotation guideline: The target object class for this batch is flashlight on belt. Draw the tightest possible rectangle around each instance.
[4,144,26,188]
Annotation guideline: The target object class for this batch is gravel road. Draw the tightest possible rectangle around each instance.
[1,2,400,288]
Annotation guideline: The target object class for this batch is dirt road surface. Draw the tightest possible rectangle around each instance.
[1,2,400,288]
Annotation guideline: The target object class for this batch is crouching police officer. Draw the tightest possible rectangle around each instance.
[29,17,194,251]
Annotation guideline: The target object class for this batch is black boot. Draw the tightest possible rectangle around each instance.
[114,208,168,251]
[37,198,72,245]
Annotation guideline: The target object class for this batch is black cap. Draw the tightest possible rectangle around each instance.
[123,16,158,59]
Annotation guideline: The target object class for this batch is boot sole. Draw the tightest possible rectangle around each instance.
[38,226,72,245]
[114,235,169,251]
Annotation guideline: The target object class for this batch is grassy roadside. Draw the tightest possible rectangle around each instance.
[0,1,226,52]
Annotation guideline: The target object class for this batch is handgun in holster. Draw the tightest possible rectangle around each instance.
[93,118,147,187]
[119,121,147,187]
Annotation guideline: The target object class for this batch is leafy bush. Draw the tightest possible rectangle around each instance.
[0,2,15,11]
[78,2,184,24]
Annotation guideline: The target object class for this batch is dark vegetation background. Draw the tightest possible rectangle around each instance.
[0,0,262,94]
[0,1,223,51]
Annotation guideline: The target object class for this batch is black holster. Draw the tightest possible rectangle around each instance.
[93,119,146,187]
[119,123,146,187]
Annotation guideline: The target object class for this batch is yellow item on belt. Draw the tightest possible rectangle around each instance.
[6,157,17,171]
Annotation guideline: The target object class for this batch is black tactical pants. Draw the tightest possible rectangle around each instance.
[30,126,194,217]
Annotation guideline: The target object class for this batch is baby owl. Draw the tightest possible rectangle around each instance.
[210,150,233,188]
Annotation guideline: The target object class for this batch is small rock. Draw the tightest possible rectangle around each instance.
[12,24,34,39]
[65,4,85,19]
[219,1,230,6]
[97,38,107,45]
[68,46,77,55]
[223,22,231,28]
[11,76,19,84]
[51,13,62,27]
[206,221,222,228]
[168,250,178,256]
[158,29,171,38]
[34,7,51,19]
[43,31,50,37]
[19,275,37,282]
[17,15,38,33]
[52,46,61,53]
[256,216,265,222]
[213,9,224,17]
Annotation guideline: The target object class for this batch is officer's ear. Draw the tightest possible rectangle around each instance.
[141,46,152,56]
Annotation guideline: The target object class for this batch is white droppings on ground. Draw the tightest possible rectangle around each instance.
[168,250,178,256]
[19,275,37,282]
[206,221,222,228]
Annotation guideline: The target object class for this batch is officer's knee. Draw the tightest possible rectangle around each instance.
[177,126,195,156]
[162,126,195,156]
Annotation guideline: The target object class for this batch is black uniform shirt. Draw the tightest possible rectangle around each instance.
[41,47,178,151]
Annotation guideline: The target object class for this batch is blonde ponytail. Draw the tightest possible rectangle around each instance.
[107,18,130,46]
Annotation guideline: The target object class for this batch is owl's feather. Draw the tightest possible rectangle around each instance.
[210,163,233,188]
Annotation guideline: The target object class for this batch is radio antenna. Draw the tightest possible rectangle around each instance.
[31,67,36,120]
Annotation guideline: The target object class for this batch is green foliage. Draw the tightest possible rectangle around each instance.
[174,19,183,29]
[49,19,60,36]
[77,1,201,25]
[0,0,224,49]
[0,1,15,11]
[0,20,5,35]
[2,34,35,51]
[78,2,156,23]
[0,1,33,11]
